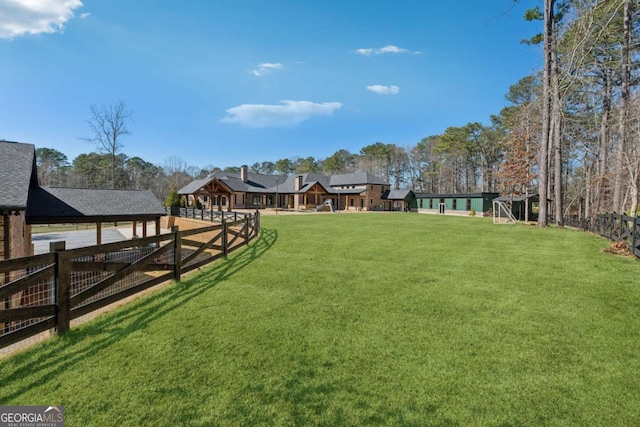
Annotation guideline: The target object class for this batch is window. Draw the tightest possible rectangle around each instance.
[466,199,472,211]
[370,198,373,205]
[252,195,260,205]
[452,199,457,209]
[222,196,227,205]
[429,199,433,209]
[371,185,374,190]
[350,198,354,206]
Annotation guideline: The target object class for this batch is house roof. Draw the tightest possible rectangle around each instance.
[0,141,38,211]
[179,170,388,196]
[26,187,166,224]
[383,189,415,200]
[414,192,500,199]
[178,177,214,195]
[330,172,387,186]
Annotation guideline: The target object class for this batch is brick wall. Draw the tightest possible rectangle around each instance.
[0,212,32,260]
[0,214,5,259]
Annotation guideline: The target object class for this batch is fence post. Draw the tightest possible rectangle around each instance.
[222,218,228,259]
[51,241,70,334]
[634,216,638,257]
[244,215,250,245]
[172,226,181,283]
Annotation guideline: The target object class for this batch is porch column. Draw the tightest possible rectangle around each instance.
[142,221,148,237]
[132,220,137,238]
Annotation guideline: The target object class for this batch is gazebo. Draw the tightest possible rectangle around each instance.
[26,186,166,245]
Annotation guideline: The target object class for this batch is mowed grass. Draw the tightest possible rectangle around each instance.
[2,213,640,426]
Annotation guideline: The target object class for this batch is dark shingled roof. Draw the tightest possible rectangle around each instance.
[383,189,414,200]
[415,192,500,199]
[330,172,387,186]
[0,141,38,211]
[27,187,166,223]
[179,170,389,196]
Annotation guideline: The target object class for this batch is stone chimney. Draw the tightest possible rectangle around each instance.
[294,175,303,191]
[240,165,248,183]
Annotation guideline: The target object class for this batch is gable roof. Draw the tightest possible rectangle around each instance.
[26,187,166,224]
[179,170,389,196]
[383,189,415,200]
[330,172,387,186]
[0,141,38,211]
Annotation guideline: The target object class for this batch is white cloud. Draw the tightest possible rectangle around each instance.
[367,85,400,95]
[222,100,342,128]
[0,0,83,39]
[252,62,284,76]
[354,45,422,56]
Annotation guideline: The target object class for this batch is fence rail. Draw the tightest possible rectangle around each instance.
[564,213,640,259]
[0,212,260,351]
[167,207,252,223]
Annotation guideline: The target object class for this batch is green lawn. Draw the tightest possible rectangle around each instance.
[2,214,640,426]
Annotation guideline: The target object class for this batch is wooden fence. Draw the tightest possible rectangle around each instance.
[564,213,640,259]
[0,212,260,351]
[167,207,252,223]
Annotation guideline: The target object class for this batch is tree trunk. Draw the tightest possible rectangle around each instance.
[594,71,611,216]
[552,39,563,227]
[538,0,555,227]
[613,0,631,213]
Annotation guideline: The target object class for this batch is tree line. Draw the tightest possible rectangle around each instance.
[36,0,639,223]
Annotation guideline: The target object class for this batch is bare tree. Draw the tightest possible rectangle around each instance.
[82,100,132,188]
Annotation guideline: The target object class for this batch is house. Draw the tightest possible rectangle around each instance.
[383,189,416,212]
[414,192,500,216]
[0,140,166,261]
[179,166,393,212]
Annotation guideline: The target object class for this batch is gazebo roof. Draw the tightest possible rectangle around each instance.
[26,187,166,224]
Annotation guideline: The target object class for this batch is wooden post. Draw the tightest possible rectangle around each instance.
[222,219,228,259]
[633,216,638,257]
[155,218,161,236]
[142,221,148,238]
[52,241,70,334]
[96,222,102,245]
[132,221,138,238]
[244,216,250,245]
[172,226,181,282]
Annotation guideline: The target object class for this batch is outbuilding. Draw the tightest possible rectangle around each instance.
[414,192,499,216]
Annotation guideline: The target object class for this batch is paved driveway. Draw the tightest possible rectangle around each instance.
[32,229,130,254]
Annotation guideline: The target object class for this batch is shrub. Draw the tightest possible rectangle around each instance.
[470,207,476,217]
[165,188,180,207]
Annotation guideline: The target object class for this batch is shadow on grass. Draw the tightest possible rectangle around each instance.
[0,228,278,403]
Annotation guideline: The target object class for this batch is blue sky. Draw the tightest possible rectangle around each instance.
[1,0,542,170]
